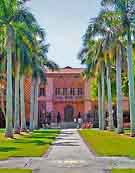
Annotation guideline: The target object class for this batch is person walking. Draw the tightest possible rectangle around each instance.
[77,112,82,129]
[47,112,52,128]
[57,112,61,128]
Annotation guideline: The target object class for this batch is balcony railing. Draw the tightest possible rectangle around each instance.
[53,95,84,101]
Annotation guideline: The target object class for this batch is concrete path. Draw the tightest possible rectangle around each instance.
[1,129,135,172]
[38,129,108,173]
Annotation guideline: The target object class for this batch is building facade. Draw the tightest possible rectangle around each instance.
[38,67,93,124]
[0,66,130,128]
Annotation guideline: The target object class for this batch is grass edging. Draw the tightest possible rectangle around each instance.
[78,130,97,156]
[79,129,135,159]
[0,168,32,173]
[112,169,135,173]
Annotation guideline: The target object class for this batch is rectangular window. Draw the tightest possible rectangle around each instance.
[73,88,75,96]
[70,88,73,96]
[55,88,61,96]
[39,88,45,96]
[63,88,68,96]
[78,88,83,96]
[70,88,75,96]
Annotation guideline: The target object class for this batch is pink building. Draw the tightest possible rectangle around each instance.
[38,67,93,123]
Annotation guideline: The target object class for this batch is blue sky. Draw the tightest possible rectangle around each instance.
[27,0,101,67]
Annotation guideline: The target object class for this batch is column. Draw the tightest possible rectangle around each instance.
[46,78,53,113]
[84,80,92,113]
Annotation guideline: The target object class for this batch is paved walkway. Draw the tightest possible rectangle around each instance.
[1,129,135,172]
[39,129,107,173]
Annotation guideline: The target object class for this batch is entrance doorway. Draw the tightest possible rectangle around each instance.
[64,105,74,122]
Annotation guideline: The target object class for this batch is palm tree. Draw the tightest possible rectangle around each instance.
[20,75,27,131]
[13,4,42,133]
[82,15,117,130]
[78,39,106,130]
[101,0,135,136]
[13,1,50,133]
[84,9,128,132]
[14,60,20,134]
[32,60,44,130]
[115,43,124,133]
[106,59,114,130]
[5,26,14,138]
[0,0,49,137]
[0,0,22,138]
[98,77,102,129]
[29,41,58,130]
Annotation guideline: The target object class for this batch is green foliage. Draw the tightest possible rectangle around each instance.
[0,0,59,137]
[90,79,98,100]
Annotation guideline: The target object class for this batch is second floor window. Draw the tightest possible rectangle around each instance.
[39,88,45,96]
[55,88,83,96]
[70,88,75,96]
[63,88,68,96]
[55,88,61,96]
[78,88,83,96]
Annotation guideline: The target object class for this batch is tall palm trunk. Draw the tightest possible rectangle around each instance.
[5,27,13,138]
[29,79,35,131]
[1,88,5,118]
[33,79,39,129]
[98,79,102,130]
[20,75,27,132]
[127,29,135,136]
[14,64,20,134]
[101,62,105,130]
[106,63,114,131]
[116,48,123,133]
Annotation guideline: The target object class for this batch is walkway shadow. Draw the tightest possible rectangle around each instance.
[0,147,17,152]
[33,130,60,134]
[53,141,80,147]
[26,135,56,140]
[14,140,52,146]
[56,137,79,141]
[61,132,74,135]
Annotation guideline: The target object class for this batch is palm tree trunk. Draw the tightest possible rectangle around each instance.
[127,29,135,136]
[14,64,20,134]
[116,48,123,133]
[1,88,5,118]
[33,79,39,129]
[29,79,35,131]
[106,63,114,131]
[98,79,102,130]
[5,27,13,138]
[101,62,105,130]
[20,75,27,132]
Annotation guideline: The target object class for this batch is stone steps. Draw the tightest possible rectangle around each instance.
[51,122,77,129]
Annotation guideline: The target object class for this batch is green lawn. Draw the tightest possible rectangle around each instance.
[0,129,60,160]
[80,130,135,158]
[0,169,32,173]
[112,169,135,173]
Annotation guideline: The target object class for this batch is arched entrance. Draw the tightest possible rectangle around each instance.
[64,105,74,122]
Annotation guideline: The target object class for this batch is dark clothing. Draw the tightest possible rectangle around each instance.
[47,113,51,125]
[57,113,61,123]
